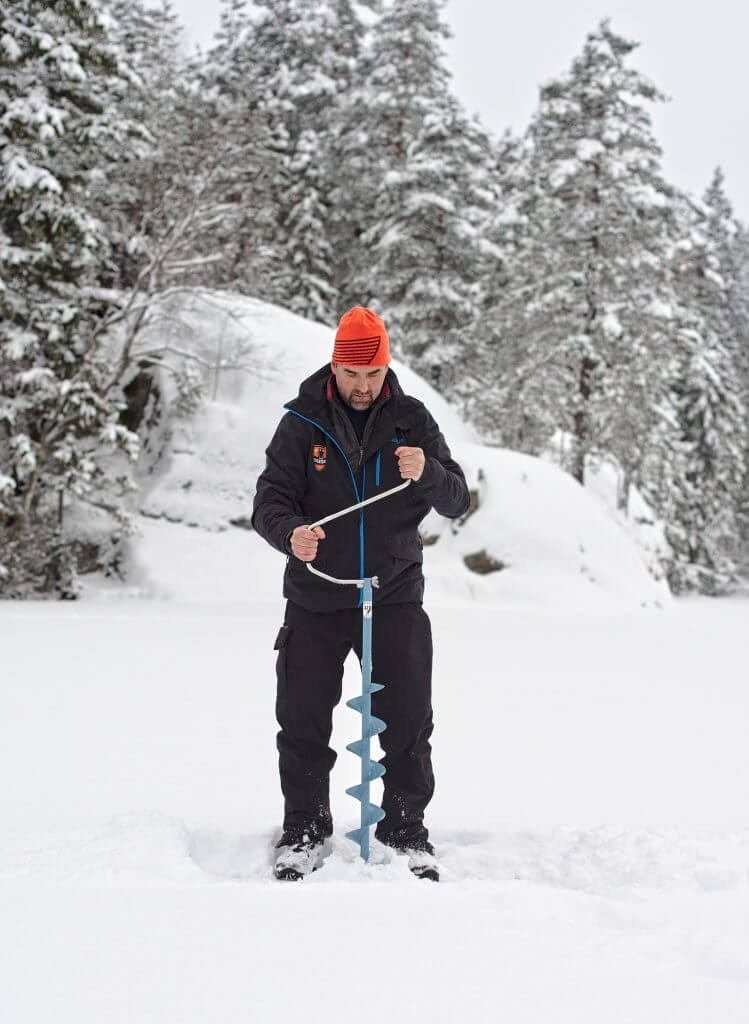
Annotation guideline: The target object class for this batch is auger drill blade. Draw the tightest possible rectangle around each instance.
[345,804,386,837]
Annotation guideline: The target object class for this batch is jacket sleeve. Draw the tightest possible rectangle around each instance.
[251,412,311,554]
[411,408,470,519]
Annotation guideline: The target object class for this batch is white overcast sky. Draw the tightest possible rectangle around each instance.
[171,0,748,220]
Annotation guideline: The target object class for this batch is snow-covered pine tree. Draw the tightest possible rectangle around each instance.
[666,189,747,592]
[231,0,372,323]
[336,0,493,387]
[459,129,533,440]
[98,0,266,299]
[192,0,284,298]
[702,169,749,381]
[345,0,453,197]
[280,124,339,322]
[735,225,749,400]
[476,20,681,503]
[702,169,749,571]
[94,0,186,290]
[365,96,496,390]
[0,0,141,596]
[734,223,749,556]
[331,0,451,313]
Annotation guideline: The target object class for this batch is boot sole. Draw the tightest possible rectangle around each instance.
[411,866,440,882]
[274,866,305,881]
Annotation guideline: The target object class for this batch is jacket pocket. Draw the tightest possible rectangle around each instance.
[387,534,423,565]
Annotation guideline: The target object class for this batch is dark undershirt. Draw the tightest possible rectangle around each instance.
[342,403,371,442]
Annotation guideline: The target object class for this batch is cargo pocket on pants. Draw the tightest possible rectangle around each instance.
[274,624,290,700]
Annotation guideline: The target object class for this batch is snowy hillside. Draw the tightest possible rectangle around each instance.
[108,290,669,609]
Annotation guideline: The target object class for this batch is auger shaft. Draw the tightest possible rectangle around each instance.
[360,580,374,861]
[344,578,386,860]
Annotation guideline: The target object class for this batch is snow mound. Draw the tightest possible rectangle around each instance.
[117,289,668,609]
[134,290,472,531]
[421,443,669,608]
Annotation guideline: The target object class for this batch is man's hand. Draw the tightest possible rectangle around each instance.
[394,446,426,482]
[290,524,326,562]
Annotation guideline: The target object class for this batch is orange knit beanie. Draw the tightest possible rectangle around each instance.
[332,307,390,366]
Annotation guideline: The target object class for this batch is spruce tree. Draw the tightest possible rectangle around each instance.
[235,0,370,322]
[95,0,186,290]
[332,0,448,289]
[335,0,491,386]
[364,95,495,389]
[459,129,532,443]
[195,0,283,298]
[332,0,452,313]
[702,170,749,570]
[702,169,749,380]
[667,191,747,592]
[735,224,749,556]
[0,0,140,595]
[477,20,682,506]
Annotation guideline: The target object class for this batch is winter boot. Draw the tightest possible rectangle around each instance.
[403,841,440,882]
[273,830,326,881]
[381,836,439,881]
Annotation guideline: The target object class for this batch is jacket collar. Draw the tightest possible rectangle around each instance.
[285,364,405,420]
[284,364,425,457]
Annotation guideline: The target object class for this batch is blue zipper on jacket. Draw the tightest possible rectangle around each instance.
[375,450,381,487]
[359,464,366,607]
[285,407,365,607]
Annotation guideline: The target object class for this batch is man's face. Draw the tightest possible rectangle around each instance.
[331,362,388,410]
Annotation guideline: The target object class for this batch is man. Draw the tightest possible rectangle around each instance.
[252,306,469,882]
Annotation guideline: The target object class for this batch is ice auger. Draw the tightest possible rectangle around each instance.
[306,478,411,861]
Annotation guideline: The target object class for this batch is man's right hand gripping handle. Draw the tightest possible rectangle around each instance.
[289,525,326,562]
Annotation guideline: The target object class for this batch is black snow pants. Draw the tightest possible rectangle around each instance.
[274,599,435,850]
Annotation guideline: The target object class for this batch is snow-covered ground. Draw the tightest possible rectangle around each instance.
[2,588,748,1022]
[2,294,747,1021]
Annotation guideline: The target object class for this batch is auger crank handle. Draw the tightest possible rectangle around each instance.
[304,478,411,586]
[309,478,411,532]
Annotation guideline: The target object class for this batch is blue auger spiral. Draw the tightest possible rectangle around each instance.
[344,577,386,862]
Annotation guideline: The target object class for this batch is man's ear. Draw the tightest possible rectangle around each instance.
[330,361,337,371]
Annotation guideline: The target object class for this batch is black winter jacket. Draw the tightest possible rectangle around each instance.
[251,364,470,611]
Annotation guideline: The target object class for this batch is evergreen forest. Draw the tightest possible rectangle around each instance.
[1,0,748,596]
